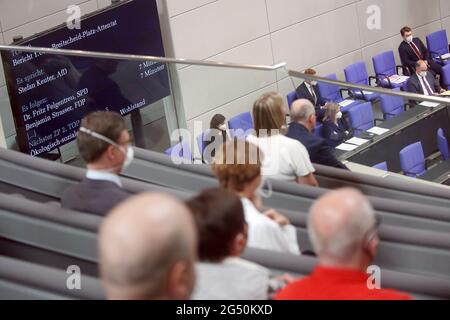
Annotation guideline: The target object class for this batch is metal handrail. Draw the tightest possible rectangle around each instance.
[0,44,287,71]
[289,69,450,104]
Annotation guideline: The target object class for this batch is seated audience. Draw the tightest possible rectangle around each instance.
[203,113,229,163]
[212,139,301,255]
[399,26,443,84]
[247,92,319,187]
[407,60,444,96]
[286,99,348,170]
[295,68,326,121]
[99,193,197,300]
[275,188,411,300]
[322,103,353,149]
[62,112,132,215]
[187,188,293,300]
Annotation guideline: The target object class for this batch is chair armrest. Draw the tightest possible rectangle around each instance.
[374,118,384,125]
[429,50,444,63]
[396,65,408,76]
[404,102,413,111]
[339,88,351,99]
[376,74,392,87]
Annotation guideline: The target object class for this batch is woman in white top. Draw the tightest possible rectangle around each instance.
[247,92,318,187]
[212,139,300,255]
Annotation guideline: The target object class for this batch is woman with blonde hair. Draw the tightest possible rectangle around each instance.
[247,92,318,187]
[322,102,353,148]
[212,139,300,255]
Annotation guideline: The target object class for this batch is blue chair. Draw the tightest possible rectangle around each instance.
[372,51,409,90]
[344,61,380,102]
[165,140,192,161]
[287,91,298,110]
[426,30,450,65]
[441,64,450,90]
[373,161,388,171]
[228,111,253,138]
[437,128,450,160]
[379,88,405,120]
[399,142,426,178]
[347,102,374,137]
[317,73,361,113]
[314,123,323,138]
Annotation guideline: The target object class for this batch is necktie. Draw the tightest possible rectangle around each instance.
[310,86,317,104]
[422,76,434,95]
[410,42,423,60]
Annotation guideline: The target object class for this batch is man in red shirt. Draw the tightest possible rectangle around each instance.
[275,188,411,300]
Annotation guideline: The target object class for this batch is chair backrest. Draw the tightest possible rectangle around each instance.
[379,88,404,120]
[287,91,298,109]
[373,161,388,171]
[317,73,341,102]
[442,64,450,89]
[165,141,192,161]
[228,112,253,137]
[426,30,449,58]
[314,123,323,138]
[373,51,396,77]
[344,61,369,86]
[347,102,374,136]
[437,128,450,161]
[399,142,426,178]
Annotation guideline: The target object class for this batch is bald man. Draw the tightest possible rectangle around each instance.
[286,99,347,170]
[276,188,410,300]
[98,193,197,300]
[407,60,443,97]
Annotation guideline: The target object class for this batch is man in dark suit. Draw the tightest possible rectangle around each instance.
[62,111,133,216]
[407,60,443,96]
[296,68,326,121]
[398,26,443,85]
[286,99,348,170]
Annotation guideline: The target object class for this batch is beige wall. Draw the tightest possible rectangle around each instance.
[159,0,450,135]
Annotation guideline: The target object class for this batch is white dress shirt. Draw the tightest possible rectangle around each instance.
[417,73,435,96]
[192,257,270,300]
[86,169,122,187]
[247,134,315,181]
[241,198,300,255]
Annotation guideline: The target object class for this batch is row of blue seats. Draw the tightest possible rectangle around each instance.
[373,128,450,177]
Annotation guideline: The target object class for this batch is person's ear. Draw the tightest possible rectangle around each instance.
[366,235,379,260]
[229,232,247,257]
[105,144,117,161]
[167,260,195,300]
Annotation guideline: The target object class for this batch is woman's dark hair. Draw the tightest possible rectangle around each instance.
[210,114,226,130]
[186,188,246,262]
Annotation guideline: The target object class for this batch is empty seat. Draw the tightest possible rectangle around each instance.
[373,162,388,171]
[400,142,427,178]
[426,30,450,65]
[316,73,361,113]
[344,61,380,102]
[441,64,450,90]
[228,111,253,138]
[347,102,375,137]
[437,128,450,161]
[379,88,406,120]
[372,51,409,89]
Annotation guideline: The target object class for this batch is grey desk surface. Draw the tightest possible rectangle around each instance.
[419,159,450,184]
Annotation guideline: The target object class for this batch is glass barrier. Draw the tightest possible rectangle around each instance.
[1,43,450,185]
[288,70,450,185]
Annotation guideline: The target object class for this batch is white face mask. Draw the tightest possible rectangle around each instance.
[419,71,427,77]
[79,127,134,171]
[257,177,273,199]
[406,35,413,43]
[218,123,227,131]
[336,111,343,119]
[310,81,318,86]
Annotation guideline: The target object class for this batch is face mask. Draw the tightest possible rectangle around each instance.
[406,35,413,43]
[310,81,318,86]
[218,123,227,131]
[79,127,134,171]
[419,71,427,77]
[257,177,273,199]
[336,111,343,119]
